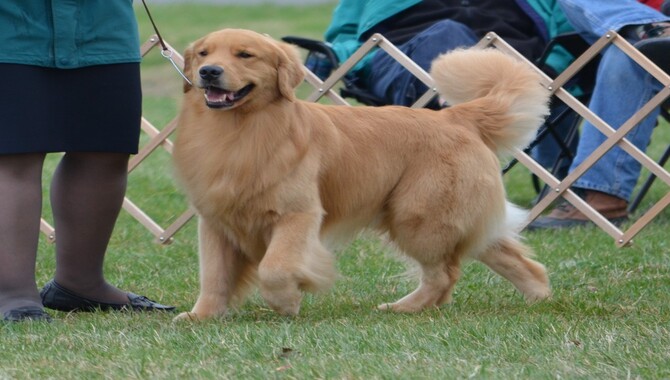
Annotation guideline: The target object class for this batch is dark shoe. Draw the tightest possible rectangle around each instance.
[3,306,52,322]
[40,280,176,312]
[630,22,670,73]
[528,190,628,230]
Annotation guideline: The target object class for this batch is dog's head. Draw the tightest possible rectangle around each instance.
[182,28,305,111]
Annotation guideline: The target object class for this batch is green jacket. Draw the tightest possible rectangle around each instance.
[0,0,141,68]
[323,0,575,75]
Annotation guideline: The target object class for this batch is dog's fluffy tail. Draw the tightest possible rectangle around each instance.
[430,48,550,158]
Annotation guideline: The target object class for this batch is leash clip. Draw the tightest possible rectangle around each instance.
[161,48,192,85]
[142,0,192,85]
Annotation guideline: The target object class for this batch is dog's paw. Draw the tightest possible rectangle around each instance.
[172,311,202,322]
[524,288,552,303]
[265,299,301,316]
[377,302,419,313]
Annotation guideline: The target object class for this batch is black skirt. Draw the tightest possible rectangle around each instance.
[0,63,141,154]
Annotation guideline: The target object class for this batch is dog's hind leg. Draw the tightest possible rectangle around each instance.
[378,216,467,313]
[258,211,336,316]
[478,237,551,302]
[378,254,462,313]
[174,218,255,322]
[377,169,475,313]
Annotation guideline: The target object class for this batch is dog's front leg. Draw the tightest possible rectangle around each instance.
[258,211,336,316]
[174,218,252,321]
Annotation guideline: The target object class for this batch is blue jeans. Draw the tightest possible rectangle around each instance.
[366,20,478,107]
[533,0,669,201]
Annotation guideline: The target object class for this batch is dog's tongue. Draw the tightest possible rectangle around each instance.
[205,87,234,103]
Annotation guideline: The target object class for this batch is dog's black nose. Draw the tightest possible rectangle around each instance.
[199,65,223,80]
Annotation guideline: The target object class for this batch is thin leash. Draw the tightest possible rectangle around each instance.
[140,0,192,85]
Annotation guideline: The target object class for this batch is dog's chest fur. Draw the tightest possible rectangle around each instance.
[174,106,322,256]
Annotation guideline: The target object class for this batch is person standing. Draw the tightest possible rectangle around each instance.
[0,2,174,322]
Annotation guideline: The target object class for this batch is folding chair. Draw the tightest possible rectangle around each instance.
[281,36,389,107]
[282,35,439,108]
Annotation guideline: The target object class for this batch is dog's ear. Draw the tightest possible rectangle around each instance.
[182,43,194,93]
[275,41,305,101]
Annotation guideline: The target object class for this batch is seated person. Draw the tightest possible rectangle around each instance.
[530,0,670,229]
[312,0,574,107]
[313,0,669,230]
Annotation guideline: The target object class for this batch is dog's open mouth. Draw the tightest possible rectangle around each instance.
[204,84,254,108]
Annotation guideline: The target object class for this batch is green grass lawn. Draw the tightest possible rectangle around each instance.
[3,2,670,379]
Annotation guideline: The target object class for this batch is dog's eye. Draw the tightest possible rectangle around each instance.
[198,50,208,57]
[237,51,254,59]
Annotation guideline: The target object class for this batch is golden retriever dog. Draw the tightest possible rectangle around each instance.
[173,28,551,321]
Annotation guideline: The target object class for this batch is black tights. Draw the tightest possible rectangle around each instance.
[0,152,130,314]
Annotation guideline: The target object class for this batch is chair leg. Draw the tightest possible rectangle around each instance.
[503,102,578,178]
[628,144,670,213]
[531,107,582,202]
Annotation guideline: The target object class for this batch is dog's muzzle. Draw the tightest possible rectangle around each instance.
[199,65,223,82]
[198,65,254,109]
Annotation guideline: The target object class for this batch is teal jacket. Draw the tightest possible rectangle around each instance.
[523,0,576,74]
[324,0,575,74]
[0,1,141,68]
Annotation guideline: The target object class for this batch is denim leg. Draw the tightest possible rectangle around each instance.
[569,46,662,201]
[367,20,478,106]
[558,0,669,42]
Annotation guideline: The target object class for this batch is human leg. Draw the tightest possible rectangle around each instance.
[528,1,670,230]
[367,20,479,107]
[569,48,662,202]
[558,0,669,42]
[0,153,51,321]
[47,152,130,303]
[559,0,670,79]
[40,152,174,311]
[533,1,669,181]
[529,46,662,229]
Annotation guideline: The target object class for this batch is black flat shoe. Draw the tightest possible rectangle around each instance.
[3,306,52,322]
[40,280,176,312]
